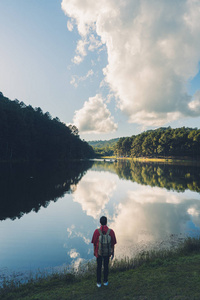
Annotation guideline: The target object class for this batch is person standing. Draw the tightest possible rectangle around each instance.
[91,216,117,288]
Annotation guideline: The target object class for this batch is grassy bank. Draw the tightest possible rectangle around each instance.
[1,238,200,300]
[102,155,200,165]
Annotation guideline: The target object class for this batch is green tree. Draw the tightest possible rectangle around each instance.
[0,92,95,162]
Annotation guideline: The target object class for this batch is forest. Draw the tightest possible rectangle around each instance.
[0,92,94,161]
[114,127,200,159]
[88,138,119,156]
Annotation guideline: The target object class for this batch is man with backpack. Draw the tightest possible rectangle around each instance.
[91,216,117,288]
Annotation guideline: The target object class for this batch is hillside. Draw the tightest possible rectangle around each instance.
[114,127,200,159]
[0,92,94,161]
[88,138,119,148]
[88,127,200,160]
[88,138,119,156]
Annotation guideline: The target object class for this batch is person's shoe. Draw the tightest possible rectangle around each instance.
[103,281,108,286]
[96,283,101,288]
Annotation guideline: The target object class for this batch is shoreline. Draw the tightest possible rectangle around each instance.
[101,155,200,166]
[1,237,200,299]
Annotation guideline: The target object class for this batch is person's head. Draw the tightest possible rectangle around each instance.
[100,216,107,226]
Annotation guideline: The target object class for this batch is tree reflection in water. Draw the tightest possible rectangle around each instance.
[93,160,200,192]
[0,160,93,221]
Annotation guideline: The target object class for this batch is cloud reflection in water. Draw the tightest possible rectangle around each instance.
[110,187,200,257]
[72,170,117,218]
[70,166,200,259]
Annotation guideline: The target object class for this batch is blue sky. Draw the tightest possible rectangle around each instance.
[0,0,200,141]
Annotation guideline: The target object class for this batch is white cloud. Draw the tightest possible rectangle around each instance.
[72,55,83,65]
[67,224,75,237]
[62,0,200,126]
[72,35,102,64]
[188,90,200,115]
[88,34,102,51]
[66,225,91,245]
[68,249,80,259]
[67,20,73,31]
[86,69,94,77]
[187,207,199,217]
[72,170,117,218]
[76,39,87,56]
[70,69,94,88]
[71,38,88,64]
[73,94,118,134]
[70,76,78,88]
[61,0,102,36]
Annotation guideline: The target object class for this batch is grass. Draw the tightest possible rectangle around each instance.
[1,237,200,300]
[101,156,200,165]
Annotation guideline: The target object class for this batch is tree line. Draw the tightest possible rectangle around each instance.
[0,92,94,161]
[114,127,200,159]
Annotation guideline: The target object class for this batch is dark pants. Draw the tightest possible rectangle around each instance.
[97,256,109,284]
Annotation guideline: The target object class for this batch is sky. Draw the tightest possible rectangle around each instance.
[0,0,200,141]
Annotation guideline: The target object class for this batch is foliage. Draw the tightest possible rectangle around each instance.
[114,127,200,159]
[0,92,95,162]
[88,138,119,148]
[88,138,119,156]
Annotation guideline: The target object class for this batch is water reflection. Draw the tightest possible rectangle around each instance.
[110,187,200,257]
[71,161,200,259]
[0,160,200,280]
[0,161,93,221]
[72,170,117,218]
[93,160,200,192]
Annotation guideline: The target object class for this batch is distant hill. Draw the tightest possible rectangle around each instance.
[88,138,120,157]
[88,138,119,148]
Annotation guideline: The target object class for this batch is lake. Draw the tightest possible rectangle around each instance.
[0,159,200,283]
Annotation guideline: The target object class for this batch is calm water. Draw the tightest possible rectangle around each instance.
[0,160,200,282]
